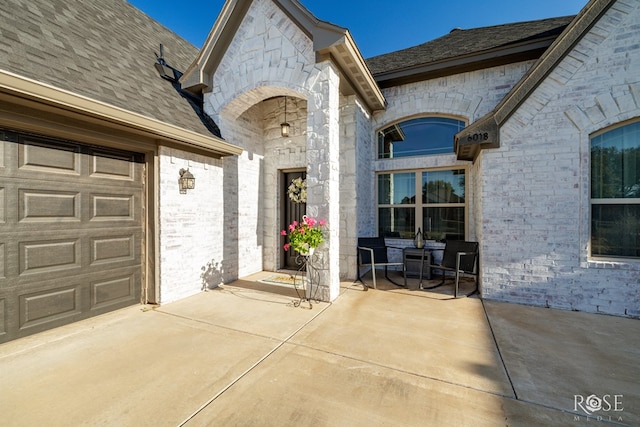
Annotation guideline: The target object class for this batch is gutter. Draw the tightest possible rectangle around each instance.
[0,69,242,157]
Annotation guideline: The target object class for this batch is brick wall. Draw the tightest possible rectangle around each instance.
[374,63,533,130]
[481,0,640,317]
[158,146,225,303]
[367,62,534,254]
[218,102,265,281]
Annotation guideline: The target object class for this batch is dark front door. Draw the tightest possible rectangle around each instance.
[283,171,306,269]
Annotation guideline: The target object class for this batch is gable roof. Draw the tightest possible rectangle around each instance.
[0,0,241,156]
[455,0,617,161]
[366,16,575,88]
[180,0,386,112]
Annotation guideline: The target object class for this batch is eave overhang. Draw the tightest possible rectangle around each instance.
[315,30,386,111]
[0,70,242,157]
[374,38,556,89]
[180,0,386,113]
[455,0,615,162]
[180,0,251,95]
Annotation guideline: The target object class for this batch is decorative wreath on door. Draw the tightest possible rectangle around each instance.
[288,177,307,204]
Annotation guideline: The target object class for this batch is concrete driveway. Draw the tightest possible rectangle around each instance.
[0,273,638,426]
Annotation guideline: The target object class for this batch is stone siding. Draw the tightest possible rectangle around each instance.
[340,96,374,279]
[200,0,343,299]
[481,0,640,317]
[204,0,317,122]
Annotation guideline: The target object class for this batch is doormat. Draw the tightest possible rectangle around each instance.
[258,274,306,287]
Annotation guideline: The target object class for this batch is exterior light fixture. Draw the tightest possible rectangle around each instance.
[280,96,290,138]
[178,168,195,194]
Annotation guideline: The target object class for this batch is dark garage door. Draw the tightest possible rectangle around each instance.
[0,130,144,343]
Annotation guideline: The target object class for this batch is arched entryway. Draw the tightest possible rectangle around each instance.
[218,88,310,276]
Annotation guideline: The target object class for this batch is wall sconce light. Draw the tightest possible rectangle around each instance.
[178,168,195,194]
[280,96,290,138]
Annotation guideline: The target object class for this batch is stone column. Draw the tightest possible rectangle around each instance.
[306,62,340,302]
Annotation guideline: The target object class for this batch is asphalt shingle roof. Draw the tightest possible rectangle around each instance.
[0,0,576,125]
[366,16,575,76]
[0,0,216,137]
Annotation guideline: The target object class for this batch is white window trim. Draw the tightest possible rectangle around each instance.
[588,120,640,261]
[376,166,469,240]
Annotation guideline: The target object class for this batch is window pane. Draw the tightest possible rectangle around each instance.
[423,207,465,241]
[592,204,640,257]
[378,117,465,159]
[591,121,640,258]
[422,169,465,203]
[378,173,416,204]
[378,207,415,238]
[591,121,640,199]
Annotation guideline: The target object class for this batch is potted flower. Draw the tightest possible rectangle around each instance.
[281,215,326,255]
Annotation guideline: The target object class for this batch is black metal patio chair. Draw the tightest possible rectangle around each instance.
[356,237,404,289]
[429,240,479,298]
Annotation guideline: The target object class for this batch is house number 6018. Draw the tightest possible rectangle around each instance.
[467,132,489,142]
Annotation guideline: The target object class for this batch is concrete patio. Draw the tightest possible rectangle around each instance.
[0,272,638,426]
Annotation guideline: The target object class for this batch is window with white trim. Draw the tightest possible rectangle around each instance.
[377,168,466,240]
[590,120,640,258]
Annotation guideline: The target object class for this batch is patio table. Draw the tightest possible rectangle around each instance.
[403,247,431,289]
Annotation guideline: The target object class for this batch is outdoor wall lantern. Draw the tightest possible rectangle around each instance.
[178,168,195,194]
[280,96,290,138]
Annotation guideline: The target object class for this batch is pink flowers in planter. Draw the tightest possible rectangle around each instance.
[281,215,326,254]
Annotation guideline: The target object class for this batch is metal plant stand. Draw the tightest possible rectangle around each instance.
[292,251,321,309]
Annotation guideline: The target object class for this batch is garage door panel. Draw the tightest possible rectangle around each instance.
[5,259,141,341]
[19,271,140,332]
[6,133,142,186]
[0,184,142,231]
[89,148,139,180]
[20,285,80,330]
[19,238,81,276]
[91,234,137,265]
[91,193,136,220]
[7,230,141,281]
[19,189,81,222]
[18,137,81,175]
[91,272,138,310]
[1,129,144,343]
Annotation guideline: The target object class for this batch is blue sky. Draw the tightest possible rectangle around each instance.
[128,0,587,58]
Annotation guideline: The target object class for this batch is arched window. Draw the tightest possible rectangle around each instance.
[591,120,640,258]
[377,117,465,159]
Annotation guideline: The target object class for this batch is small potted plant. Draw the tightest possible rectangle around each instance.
[281,215,326,255]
